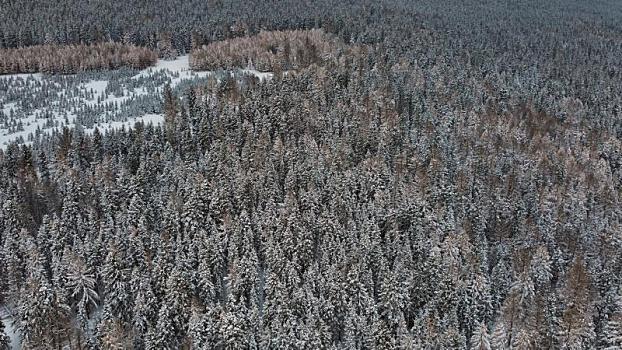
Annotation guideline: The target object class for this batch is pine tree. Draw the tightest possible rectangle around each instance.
[0,319,11,350]
[156,32,177,59]
[72,251,97,345]
[99,314,132,350]
[188,304,218,349]
[372,312,396,350]
[149,299,179,350]
[149,268,190,349]
[557,257,595,349]
[66,254,99,326]
[470,322,491,350]
[17,240,70,348]
[602,318,622,350]
[490,321,507,350]
[530,245,553,289]
[2,200,25,297]
[101,241,130,322]
[511,329,532,350]
[219,296,251,350]
[131,270,157,341]
[601,295,622,349]
[163,84,178,146]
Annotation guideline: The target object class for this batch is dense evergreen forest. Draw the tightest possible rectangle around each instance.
[2,0,622,349]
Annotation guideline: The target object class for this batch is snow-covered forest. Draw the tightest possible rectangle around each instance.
[2,0,622,349]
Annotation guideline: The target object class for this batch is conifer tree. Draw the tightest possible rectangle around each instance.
[470,321,491,350]
[0,320,10,350]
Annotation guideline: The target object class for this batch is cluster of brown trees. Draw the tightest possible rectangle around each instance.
[0,42,157,75]
[190,29,355,72]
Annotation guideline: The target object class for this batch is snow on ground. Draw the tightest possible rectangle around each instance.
[134,56,273,84]
[0,306,21,350]
[241,68,274,81]
[0,56,275,150]
[2,102,16,114]
[85,80,108,95]
[0,113,50,148]
[82,113,164,135]
[133,55,211,86]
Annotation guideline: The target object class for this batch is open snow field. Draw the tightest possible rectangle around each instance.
[0,56,273,150]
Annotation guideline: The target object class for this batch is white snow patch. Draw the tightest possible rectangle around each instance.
[1,306,21,350]
[134,55,212,87]
[0,114,50,149]
[84,80,108,97]
[241,69,274,81]
[134,56,273,85]
[83,113,164,135]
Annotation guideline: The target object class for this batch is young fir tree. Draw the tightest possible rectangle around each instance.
[470,321,492,350]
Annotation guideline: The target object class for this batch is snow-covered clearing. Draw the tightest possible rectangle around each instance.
[0,56,273,150]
